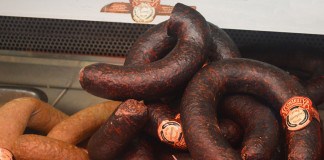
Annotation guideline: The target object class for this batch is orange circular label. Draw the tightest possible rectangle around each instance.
[157,120,187,149]
[280,96,320,131]
[0,148,13,160]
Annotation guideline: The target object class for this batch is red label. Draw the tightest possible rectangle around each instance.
[280,96,320,131]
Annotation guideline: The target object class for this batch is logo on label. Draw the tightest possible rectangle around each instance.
[132,2,156,23]
[280,96,320,131]
[286,106,310,130]
[0,148,13,160]
[101,0,196,23]
[158,120,186,149]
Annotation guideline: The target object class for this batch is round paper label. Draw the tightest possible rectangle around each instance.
[286,106,311,130]
[280,96,320,131]
[132,2,156,23]
[158,120,186,149]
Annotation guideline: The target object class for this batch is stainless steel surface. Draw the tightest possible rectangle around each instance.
[0,51,117,114]
[0,50,125,65]
[54,89,106,115]
[0,85,48,105]
[0,51,124,89]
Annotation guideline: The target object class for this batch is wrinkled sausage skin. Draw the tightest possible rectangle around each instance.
[180,58,321,160]
[121,137,155,160]
[241,45,324,79]
[146,103,243,149]
[124,22,239,66]
[79,3,211,101]
[87,100,148,160]
[221,95,279,159]
[124,21,176,66]
[305,76,324,106]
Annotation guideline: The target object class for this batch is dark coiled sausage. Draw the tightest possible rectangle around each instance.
[146,103,186,150]
[221,95,279,159]
[159,151,192,160]
[123,21,240,103]
[87,99,148,160]
[180,58,321,160]
[207,23,240,61]
[305,76,324,106]
[124,21,176,66]
[79,3,211,101]
[146,103,243,149]
[155,143,193,160]
[241,45,324,79]
[124,22,239,66]
[146,103,174,139]
[218,118,243,147]
[121,137,155,160]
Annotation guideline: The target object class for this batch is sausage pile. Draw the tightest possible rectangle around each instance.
[0,2,323,160]
[79,3,323,160]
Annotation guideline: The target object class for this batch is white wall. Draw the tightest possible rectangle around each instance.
[0,0,323,35]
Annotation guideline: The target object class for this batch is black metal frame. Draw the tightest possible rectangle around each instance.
[1,16,323,57]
